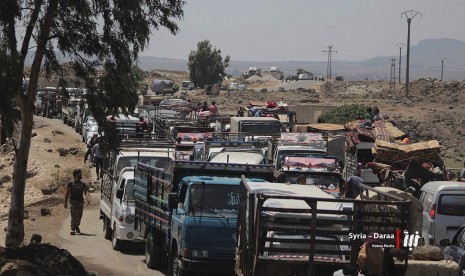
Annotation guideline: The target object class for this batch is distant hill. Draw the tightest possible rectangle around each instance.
[25,38,465,81]
[137,38,465,81]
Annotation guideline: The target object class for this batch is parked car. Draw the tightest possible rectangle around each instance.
[441,224,465,275]
[419,181,465,246]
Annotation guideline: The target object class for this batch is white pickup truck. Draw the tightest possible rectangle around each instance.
[100,145,175,250]
[100,167,141,250]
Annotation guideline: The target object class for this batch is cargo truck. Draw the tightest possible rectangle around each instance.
[133,160,275,275]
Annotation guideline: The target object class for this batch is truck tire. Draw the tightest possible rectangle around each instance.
[63,116,68,125]
[112,224,123,251]
[168,244,188,276]
[145,232,163,269]
[103,217,111,240]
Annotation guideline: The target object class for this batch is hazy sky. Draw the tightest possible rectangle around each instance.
[142,0,465,62]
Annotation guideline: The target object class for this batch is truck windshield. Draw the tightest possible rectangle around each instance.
[277,150,326,168]
[117,156,171,174]
[189,184,240,218]
[241,123,281,134]
[285,174,340,191]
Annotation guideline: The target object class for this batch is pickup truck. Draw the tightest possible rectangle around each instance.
[100,138,176,249]
[235,178,412,276]
[133,160,275,275]
[100,167,142,250]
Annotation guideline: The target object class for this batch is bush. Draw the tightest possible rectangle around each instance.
[319,104,367,125]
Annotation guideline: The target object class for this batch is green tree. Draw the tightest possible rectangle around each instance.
[0,0,185,248]
[319,104,368,125]
[188,40,230,88]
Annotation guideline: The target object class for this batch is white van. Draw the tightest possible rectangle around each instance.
[419,181,465,246]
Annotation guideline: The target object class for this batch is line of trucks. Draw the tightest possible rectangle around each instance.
[98,111,412,276]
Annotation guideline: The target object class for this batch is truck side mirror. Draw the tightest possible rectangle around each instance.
[116,189,124,200]
[168,193,179,210]
[439,239,451,246]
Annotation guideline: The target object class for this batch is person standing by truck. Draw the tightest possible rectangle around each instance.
[64,169,90,235]
[84,133,98,166]
[92,137,105,180]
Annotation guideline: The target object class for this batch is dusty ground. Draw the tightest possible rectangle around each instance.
[0,116,95,264]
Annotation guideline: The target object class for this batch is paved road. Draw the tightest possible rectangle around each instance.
[59,193,166,276]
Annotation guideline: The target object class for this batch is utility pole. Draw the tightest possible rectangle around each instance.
[401,10,422,98]
[322,45,337,80]
[440,57,446,81]
[389,58,396,93]
[395,43,405,84]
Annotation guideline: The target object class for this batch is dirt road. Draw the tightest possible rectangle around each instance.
[57,195,165,276]
[0,116,165,275]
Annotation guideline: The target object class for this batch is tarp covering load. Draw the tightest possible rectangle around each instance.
[344,120,396,151]
[292,123,345,133]
[373,140,441,167]
[384,122,405,139]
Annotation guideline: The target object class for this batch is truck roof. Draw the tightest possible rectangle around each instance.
[210,151,264,164]
[181,176,267,185]
[244,181,343,215]
[231,117,280,122]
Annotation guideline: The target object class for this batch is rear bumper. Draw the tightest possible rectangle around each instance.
[115,223,144,242]
[181,258,234,274]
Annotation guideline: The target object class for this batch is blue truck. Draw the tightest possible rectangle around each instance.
[133,160,275,275]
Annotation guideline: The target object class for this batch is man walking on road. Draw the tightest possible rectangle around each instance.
[64,169,90,235]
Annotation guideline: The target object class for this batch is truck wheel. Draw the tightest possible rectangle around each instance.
[63,116,68,125]
[112,224,123,251]
[169,245,188,276]
[145,232,163,269]
[103,217,111,240]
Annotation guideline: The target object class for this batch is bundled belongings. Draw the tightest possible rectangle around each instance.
[372,140,441,169]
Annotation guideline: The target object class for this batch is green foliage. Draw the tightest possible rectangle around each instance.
[0,0,186,248]
[319,104,368,125]
[188,40,230,88]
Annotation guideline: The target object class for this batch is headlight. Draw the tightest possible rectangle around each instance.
[125,215,134,224]
[192,250,208,258]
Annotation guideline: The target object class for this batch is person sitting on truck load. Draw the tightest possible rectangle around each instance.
[201,101,209,112]
[209,101,218,114]
[64,169,90,235]
[136,116,149,133]
[372,107,383,121]
[92,137,105,180]
[345,171,363,199]
[364,107,374,122]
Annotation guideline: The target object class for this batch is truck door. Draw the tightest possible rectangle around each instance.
[171,182,188,249]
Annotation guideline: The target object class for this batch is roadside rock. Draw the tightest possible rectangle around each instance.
[0,244,88,275]
[43,138,51,143]
[40,208,51,216]
[412,245,443,261]
[68,148,79,155]
[57,148,67,156]
[52,130,64,135]
[0,175,12,184]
